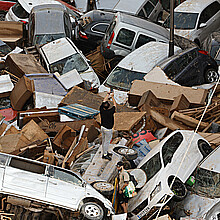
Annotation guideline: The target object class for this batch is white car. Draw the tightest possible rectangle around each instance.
[128,130,213,219]
[163,0,220,47]
[99,42,182,104]
[172,145,220,219]
[0,152,114,219]
[39,37,100,90]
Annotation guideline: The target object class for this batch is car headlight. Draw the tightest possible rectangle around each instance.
[150,182,161,200]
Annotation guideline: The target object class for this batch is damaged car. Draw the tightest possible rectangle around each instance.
[127,130,213,219]
[39,37,100,90]
[0,152,114,219]
[172,145,220,220]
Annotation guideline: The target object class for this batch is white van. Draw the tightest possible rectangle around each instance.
[101,12,170,59]
[39,37,100,90]
[99,42,182,104]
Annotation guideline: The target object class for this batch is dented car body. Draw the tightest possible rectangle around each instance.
[128,130,213,219]
[0,152,114,219]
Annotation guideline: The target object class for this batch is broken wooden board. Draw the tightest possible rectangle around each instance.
[171,111,209,130]
[170,94,190,113]
[128,80,208,106]
[198,132,220,147]
[59,86,137,113]
[4,125,20,136]
[21,120,49,143]
[0,123,7,136]
[149,108,190,131]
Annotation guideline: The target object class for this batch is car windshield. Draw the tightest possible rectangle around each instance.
[49,53,89,75]
[34,34,65,45]
[193,167,220,198]
[164,12,199,29]
[105,67,146,91]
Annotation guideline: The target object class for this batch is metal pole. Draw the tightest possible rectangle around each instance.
[169,0,174,57]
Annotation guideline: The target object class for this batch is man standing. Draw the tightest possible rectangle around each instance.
[100,92,116,160]
[116,161,129,214]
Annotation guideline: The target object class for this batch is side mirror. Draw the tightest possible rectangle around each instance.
[82,181,86,188]
[199,23,207,29]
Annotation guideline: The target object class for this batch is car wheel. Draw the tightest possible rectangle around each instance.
[205,68,219,83]
[168,177,187,202]
[80,202,104,220]
[93,182,114,196]
[113,146,138,160]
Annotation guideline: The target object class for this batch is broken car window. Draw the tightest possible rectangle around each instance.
[105,67,145,91]
[52,168,82,185]
[140,152,162,183]
[50,53,89,75]
[162,132,183,167]
[193,167,220,198]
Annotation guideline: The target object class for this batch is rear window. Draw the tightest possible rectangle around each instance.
[12,2,29,19]
[92,23,109,33]
[116,28,135,46]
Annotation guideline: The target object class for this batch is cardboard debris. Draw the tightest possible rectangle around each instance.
[10,76,34,111]
[128,80,208,106]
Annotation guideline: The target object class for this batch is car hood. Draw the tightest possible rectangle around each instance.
[174,29,194,41]
[174,193,220,219]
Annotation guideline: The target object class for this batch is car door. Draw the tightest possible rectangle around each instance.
[2,157,48,199]
[0,154,8,190]
[197,1,220,43]
[46,166,86,210]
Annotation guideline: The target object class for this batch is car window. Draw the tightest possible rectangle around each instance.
[9,157,46,175]
[162,132,183,167]
[92,23,109,33]
[12,2,29,19]
[135,34,156,49]
[163,60,178,79]
[198,139,213,158]
[199,2,220,24]
[150,0,159,6]
[116,28,135,46]
[138,9,145,18]
[52,167,82,185]
[143,1,154,16]
[140,152,162,183]
[0,154,8,166]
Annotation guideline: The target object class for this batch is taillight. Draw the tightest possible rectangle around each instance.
[198,50,208,55]
[79,31,88,39]
[19,20,27,24]
[107,31,114,49]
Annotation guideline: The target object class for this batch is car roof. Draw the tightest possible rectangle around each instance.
[18,0,60,13]
[116,12,170,39]
[159,46,197,69]
[33,4,66,35]
[118,42,182,73]
[175,0,219,13]
[199,146,220,173]
[113,0,151,14]
[40,37,77,64]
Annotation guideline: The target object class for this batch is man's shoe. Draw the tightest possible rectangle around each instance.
[102,154,112,161]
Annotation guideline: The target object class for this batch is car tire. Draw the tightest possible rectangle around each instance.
[168,177,187,202]
[113,146,138,160]
[93,182,114,196]
[204,68,219,83]
[80,202,104,220]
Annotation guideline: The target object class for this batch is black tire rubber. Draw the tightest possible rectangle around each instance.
[113,147,138,160]
[168,177,187,202]
[93,182,114,196]
[80,202,104,220]
[204,68,219,83]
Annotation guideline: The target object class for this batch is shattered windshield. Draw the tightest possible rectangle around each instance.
[105,67,145,91]
[34,34,66,45]
[193,167,220,198]
[164,12,198,29]
[49,53,89,75]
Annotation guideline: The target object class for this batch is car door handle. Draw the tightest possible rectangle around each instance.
[49,181,57,185]
[37,179,46,182]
